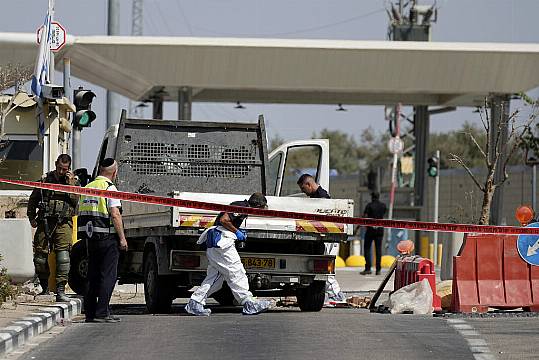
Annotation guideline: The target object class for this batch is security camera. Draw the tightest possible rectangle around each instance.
[42,84,65,100]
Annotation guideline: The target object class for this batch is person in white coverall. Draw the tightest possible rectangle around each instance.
[185,193,272,316]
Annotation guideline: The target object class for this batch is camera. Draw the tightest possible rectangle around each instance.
[42,84,65,100]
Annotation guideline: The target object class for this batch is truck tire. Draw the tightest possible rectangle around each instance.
[212,282,235,306]
[143,249,173,314]
[68,241,89,296]
[296,280,325,312]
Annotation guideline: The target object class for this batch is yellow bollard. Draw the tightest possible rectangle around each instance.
[345,255,366,267]
[47,251,56,291]
[437,243,443,266]
[420,236,429,258]
[48,216,78,292]
[72,215,79,244]
[429,243,434,262]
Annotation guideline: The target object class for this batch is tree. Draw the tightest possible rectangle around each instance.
[317,129,361,174]
[0,63,33,139]
[449,98,538,225]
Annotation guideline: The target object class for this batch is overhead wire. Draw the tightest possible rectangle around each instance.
[190,7,386,37]
[174,0,194,36]
[155,1,174,35]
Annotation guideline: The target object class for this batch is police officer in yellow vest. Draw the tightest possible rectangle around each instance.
[27,154,79,302]
[78,158,128,323]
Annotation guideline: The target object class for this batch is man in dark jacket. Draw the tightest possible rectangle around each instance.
[297,174,330,199]
[296,174,345,304]
[361,192,387,275]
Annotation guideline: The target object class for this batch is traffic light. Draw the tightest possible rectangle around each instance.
[427,156,439,177]
[73,87,96,129]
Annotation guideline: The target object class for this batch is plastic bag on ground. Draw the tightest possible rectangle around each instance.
[387,279,433,314]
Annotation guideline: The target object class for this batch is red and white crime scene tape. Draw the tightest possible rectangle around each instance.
[2,178,539,236]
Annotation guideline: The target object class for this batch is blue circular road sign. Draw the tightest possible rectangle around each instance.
[517,222,539,266]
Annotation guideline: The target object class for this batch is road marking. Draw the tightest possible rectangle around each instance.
[446,319,495,360]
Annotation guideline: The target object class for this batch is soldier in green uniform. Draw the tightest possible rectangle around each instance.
[27,154,79,302]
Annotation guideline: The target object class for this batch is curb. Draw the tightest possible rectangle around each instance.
[0,298,82,357]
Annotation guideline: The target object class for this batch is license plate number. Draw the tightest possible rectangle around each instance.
[241,257,276,269]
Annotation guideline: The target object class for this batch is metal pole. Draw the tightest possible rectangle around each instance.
[106,0,121,128]
[63,58,80,169]
[43,0,55,173]
[153,96,163,119]
[533,164,537,213]
[178,87,192,120]
[387,104,401,254]
[433,149,440,265]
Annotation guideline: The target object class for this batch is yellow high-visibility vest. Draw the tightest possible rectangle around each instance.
[77,176,115,237]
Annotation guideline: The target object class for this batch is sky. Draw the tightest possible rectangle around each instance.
[0,0,538,168]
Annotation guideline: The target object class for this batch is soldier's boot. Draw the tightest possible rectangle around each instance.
[56,282,70,302]
[38,277,49,295]
[55,250,71,302]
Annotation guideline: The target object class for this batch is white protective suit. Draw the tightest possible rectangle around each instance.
[190,226,254,306]
[324,242,346,302]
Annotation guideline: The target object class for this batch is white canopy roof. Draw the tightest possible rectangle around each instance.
[1,32,539,106]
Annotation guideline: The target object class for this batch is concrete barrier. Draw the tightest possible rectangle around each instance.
[0,219,34,283]
[440,232,464,281]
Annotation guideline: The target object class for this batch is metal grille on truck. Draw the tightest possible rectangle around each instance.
[123,142,258,178]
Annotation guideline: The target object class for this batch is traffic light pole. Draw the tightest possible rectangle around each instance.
[64,57,80,169]
[106,0,122,127]
[433,149,440,265]
[533,164,537,213]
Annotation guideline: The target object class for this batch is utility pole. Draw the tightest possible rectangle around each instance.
[107,0,121,128]
[387,0,437,251]
[433,149,440,265]
[129,0,144,118]
[63,58,79,169]
[533,164,537,213]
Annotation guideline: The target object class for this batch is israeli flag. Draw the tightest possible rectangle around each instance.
[31,1,53,144]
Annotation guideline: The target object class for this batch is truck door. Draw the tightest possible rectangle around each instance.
[267,139,329,197]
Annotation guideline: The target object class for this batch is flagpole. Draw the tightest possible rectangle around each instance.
[48,0,55,82]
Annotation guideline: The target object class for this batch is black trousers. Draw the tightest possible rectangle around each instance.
[84,235,119,319]
[364,230,383,272]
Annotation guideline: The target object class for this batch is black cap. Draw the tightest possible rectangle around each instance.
[100,158,115,168]
[248,192,268,209]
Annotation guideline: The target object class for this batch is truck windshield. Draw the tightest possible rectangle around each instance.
[0,140,43,190]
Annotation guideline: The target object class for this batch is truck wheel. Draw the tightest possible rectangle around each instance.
[212,282,235,306]
[296,281,325,312]
[68,241,89,296]
[143,249,173,313]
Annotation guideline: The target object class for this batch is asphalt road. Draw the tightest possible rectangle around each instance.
[17,303,478,360]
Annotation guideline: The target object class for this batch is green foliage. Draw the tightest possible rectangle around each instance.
[317,129,361,174]
[0,254,14,304]
[268,119,532,176]
[521,122,539,160]
[429,121,488,169]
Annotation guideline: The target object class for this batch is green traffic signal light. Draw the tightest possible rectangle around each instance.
[73,87,96,129]
[74,109,96,129]
[427,156,439,177]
